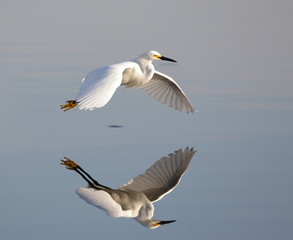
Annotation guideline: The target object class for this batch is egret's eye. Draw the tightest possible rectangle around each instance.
[153,54,161,58]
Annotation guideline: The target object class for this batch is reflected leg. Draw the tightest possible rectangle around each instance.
[61,157,111,190]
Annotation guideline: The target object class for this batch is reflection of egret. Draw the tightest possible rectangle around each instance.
[60,50,194,113]
[61,147,196,229]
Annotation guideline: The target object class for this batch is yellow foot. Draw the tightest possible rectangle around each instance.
[60,100,77,111]
[61,157,79,170]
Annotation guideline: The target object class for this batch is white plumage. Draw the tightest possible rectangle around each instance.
[61,50,194,113]
[61,147,196,229]
[75,188,133,218]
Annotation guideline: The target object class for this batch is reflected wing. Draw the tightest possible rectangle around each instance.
[76,62,134,110]
[119,147,196,202]
[76,187,123,217]
[140,71,195,113]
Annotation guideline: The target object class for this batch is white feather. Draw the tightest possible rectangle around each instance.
[140,71,195,113]
[119,147,196,202]
[76,187,126,217]
[76,62,135,110]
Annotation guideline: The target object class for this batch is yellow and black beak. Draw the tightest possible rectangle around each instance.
[159,55,177,63]
[154,220,176,227]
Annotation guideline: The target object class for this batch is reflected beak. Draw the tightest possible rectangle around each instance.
[159,56,177,63]
[159,220,176,226]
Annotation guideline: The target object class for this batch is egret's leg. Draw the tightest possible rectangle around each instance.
[60,100,78,111]
[61,157,110,190]
[75,168,98,189]
[61,158,96,188]
[77,165,111,189]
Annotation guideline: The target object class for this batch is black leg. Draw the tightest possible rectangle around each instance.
[61,157,111,190]
[74,168,99,189]
[77,166,111,189]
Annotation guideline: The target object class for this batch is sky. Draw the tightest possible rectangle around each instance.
[0,0,293,239]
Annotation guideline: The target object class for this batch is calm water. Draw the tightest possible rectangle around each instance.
[1,1,293,239]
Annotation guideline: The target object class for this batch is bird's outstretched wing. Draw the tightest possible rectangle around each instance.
[76,62,135,110]
[139,71,195,113]
[119,147,196,202]
[76,187,125,217]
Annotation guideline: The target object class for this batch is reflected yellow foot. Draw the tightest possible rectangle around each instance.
[60,100,77,111]
[61,157,79,170]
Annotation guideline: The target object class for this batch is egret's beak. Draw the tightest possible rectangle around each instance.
[159,56,177,63]
[155,220,176,227]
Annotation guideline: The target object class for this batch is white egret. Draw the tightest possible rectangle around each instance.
[60,50,194,113]
[61,147,196,229]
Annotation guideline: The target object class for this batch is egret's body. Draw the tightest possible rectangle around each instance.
[61,147,196,229]
[61,50,194,112]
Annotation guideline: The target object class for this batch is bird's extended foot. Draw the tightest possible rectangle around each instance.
[60,100,77,111]
[61,157,79,170]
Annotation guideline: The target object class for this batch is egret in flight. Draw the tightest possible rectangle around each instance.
[60,50,194,113]
[61,147,196,229]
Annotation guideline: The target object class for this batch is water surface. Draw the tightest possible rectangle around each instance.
[1,1,292,239]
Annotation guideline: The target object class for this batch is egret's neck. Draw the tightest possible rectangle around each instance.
[134,57,155,80]
[136,218,152,227]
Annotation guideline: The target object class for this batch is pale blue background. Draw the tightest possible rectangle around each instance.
[1,0,292,239]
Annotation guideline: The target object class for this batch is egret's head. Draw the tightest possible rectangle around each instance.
[142,50,177,63]
[138,219,176,229]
